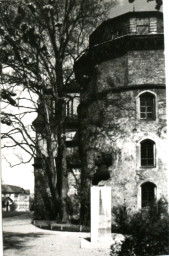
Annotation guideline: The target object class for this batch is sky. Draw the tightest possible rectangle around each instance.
[1,108,36,194]
[109,0,161,18]
[1,0,167,194]
[1,74,37,193]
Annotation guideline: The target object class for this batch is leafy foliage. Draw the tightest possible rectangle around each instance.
[111,198,169,256]
[112,203,131,234]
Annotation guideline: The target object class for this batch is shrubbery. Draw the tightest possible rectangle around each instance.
[10,202,17,211]
[112,203,131,234]
[111,198,169,256]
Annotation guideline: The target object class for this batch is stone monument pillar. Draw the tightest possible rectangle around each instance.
[81,185,113,248]
[91,186,112,243]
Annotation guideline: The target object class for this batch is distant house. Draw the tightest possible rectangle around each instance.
[2,184,30,212]
[2,197,14,212]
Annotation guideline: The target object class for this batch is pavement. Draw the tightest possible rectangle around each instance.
[2,213,111,256]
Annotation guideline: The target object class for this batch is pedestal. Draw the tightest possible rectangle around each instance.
[81,186,112,249]
[91,186,112,243]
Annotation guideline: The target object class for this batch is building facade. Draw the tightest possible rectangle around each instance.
[74,11,168,210]
[2,184,30,211]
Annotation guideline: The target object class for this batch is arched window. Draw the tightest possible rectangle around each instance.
[140,92,155,120]
[141,182,156,208]
[140,139,155,167]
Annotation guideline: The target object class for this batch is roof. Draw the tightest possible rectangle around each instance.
[105,10,163,22]
[25,189,30,195]
[2,196,13,203]
[2,184,29,194]
[89,11,163,44]
[93,11,163,31]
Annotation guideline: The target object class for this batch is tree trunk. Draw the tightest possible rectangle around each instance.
[79,128,90,226]
[61,142,68,223]
[56,60,69,223]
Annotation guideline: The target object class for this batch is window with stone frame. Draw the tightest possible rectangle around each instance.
[136,18,149,35]
[141,182,156,208]
[140,139,155,167]
[137,25,149,34]
[140,92,156,120]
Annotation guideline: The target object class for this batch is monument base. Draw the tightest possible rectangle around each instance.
[80,237,113,249]
[80,233,125,249]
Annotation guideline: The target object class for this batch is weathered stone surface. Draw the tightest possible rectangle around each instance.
[86,50,165,94]
[128,51,165,85]
[79,87,167,209]
[77,13,167,213]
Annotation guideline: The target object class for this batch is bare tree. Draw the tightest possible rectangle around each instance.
[0,0,116,222]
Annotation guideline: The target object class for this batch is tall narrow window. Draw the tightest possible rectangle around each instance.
[141,182,156,208]
[66,99,74,117]
[141,139,155,167]
[140,92,155,120]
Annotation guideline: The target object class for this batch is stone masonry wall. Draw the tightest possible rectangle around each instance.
[89,50,165,95]
[128,50,165,85]
[79,49,167,210]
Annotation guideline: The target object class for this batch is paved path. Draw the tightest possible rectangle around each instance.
[3,214,111,256]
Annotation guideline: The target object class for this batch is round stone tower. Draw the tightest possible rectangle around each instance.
[74,11,167,212]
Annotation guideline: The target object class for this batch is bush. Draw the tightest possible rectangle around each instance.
[10,202,17,211]
[33,196,58,220]
[110,234,126,256]
[112,203,131,234]
[111,198,169,256]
